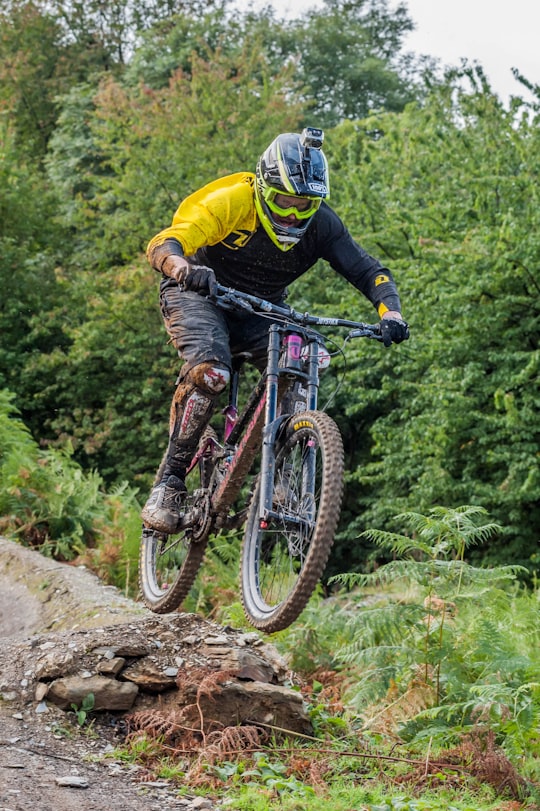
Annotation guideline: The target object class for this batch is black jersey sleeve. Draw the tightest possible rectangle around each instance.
[315,204,402,315]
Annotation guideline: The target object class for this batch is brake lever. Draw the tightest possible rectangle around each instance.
[209,289,254,313]
[348,327,383,342]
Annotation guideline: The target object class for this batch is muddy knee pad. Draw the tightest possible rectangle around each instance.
[164,385,218,476]
[189,362,231,396]
[161,363,230,479]
[169,362,230,440]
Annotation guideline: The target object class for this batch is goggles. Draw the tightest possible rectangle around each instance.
[263,189,322,220]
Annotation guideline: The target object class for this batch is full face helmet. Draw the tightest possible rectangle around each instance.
[255,127,330,251]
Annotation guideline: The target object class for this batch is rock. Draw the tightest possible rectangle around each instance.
[34,683,48,701]
[35,650,76,680]
[92,642,152,657]
[121,661,178,691]
[174,678,311,735]
[235,650,276,683]
[191,798,213,809]
[0,539,309,744]
[47,675,139,711]
[97,656,126,676]
[203,635,230,645]
[55,775,90,788]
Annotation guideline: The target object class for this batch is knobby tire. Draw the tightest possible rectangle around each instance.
[240,410,344,633]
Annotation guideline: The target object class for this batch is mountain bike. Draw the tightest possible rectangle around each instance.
[139,284,383,633]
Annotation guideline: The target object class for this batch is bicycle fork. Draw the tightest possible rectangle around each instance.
[259,325,321,527]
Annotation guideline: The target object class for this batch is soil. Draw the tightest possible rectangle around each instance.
[0,539,223,811]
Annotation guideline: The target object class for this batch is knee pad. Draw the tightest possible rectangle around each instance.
[169,361,230,440]
[187,361,230,395]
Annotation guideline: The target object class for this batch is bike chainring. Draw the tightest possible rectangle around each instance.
[185,489,213,542]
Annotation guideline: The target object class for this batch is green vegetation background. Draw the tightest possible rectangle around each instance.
[0,0,538,570]
[1,2,540,807]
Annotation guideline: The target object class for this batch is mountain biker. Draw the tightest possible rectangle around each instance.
[142,127,409,534]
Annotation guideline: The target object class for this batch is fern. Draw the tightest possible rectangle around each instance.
[313,506,540,768]
[0,389,141,572]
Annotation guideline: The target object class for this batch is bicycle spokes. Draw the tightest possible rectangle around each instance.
[241,412,343,632]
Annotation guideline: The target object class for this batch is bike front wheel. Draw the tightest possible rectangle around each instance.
[241,410,344,633]
[139,428,216,613]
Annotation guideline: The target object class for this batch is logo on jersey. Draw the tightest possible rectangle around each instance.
[221,230,256,250]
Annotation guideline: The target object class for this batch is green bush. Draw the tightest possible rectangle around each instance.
[0,388,141,592]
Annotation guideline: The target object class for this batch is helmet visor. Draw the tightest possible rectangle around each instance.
[264,190,322,221]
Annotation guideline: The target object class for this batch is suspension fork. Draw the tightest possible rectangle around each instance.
[302,338,324,513]
[258,325,282,520]
[305,336,322,410]
[258,326,321,521]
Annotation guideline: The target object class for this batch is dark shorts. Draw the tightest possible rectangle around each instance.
[159,279,280,377]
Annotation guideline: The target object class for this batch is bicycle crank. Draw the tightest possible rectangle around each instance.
[177,489,213,542]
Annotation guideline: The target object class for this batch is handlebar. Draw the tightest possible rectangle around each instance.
[208,282,383,341]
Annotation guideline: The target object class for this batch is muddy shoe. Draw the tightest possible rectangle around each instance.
[141,475,187,534]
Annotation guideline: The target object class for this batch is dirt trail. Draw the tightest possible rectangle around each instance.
[0,539,218,811]
[0,537,145,637]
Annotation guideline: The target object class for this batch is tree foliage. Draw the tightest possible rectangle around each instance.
[0,0,538,571]
[287,0,422,126]
[325,73,540,568]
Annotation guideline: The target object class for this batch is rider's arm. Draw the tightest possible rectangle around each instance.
[335,246,402,319]
[315,205,403,318]
[147,173,258,277]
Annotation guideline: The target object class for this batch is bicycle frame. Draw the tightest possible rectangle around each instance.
[182,284,381,533]
[183,323,303,527]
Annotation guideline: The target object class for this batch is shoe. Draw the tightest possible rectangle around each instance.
[141,475,187,534]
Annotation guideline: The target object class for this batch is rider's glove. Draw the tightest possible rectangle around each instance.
[379,315,410,347]
[178,264,216,294]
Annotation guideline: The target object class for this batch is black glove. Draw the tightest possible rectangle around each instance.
[181,264,216,293]
[379,317,410,347]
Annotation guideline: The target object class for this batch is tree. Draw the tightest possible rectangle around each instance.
[43,0,226,66]
[34,43,306,482]
[45,42,305,271]
[0,1,69,156]
[19,262,175,486]
[0,122,68,404]
[286,0,424,127]
[0,0,224,158]
[125,0,427,128]
[324,71,540,569]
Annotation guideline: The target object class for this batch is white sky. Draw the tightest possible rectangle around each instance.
[254,0,539,105]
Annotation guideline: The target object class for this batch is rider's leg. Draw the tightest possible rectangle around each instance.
[165,361,230,479]
[142,283,233,534]
[142,360,230,533]
[142,282,284,533]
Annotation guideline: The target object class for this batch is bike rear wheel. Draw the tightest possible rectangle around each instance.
[241,410,344,633]
[138,428,216,613]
